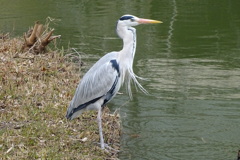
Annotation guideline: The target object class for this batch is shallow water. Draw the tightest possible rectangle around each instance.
[1,0,240,159]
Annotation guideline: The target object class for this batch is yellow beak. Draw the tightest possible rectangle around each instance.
[137,18,163,24]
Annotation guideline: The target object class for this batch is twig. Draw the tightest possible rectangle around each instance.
[5,144,14,155]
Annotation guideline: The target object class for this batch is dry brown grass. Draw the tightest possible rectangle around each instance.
[0,33,120,159]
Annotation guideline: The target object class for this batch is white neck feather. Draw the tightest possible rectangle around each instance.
[117,26,136,68]
[115,20,148,99]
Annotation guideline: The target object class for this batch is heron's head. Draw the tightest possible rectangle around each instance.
[116,14,162,39]
[118,14,162,27]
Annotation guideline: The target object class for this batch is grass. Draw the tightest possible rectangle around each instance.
[0,32,120,159]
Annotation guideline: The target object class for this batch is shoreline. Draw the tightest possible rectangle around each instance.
[0,33,120,159]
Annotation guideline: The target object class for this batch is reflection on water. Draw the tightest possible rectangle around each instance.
[140,58,240,100]
[1,0,240,159]
[166,0,177,55]
[121,98,239,160]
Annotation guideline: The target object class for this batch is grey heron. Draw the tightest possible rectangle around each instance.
[66,14,162,149]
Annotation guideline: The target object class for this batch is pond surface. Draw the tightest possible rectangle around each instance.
[1,0,240,159]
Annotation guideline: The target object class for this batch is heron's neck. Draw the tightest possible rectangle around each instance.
[119,27,137,65]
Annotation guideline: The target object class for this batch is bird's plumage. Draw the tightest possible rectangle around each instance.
[66,14,162,149]
[66,51,121,119]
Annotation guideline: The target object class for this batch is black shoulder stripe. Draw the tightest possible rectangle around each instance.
[110,59,120,76]
[108,76,119,95]
[103,75,119,106]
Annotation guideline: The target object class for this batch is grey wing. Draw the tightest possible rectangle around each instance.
[68,52,119,112]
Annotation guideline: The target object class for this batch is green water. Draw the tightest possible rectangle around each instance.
[1,0,240,159]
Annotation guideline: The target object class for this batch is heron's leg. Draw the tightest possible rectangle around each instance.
[97,108,105,149]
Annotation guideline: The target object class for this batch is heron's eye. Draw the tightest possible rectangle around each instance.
[130,18,135,22]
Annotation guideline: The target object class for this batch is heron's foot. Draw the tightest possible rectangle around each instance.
[95,142,120,153]
[104,143,120,153]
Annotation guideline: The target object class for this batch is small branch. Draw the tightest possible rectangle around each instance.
[48,35,61,41]
[36,24,43,38]
[26,21,40,46]
[0,33,9,40]
[21,21,61,54]
[5,144,14,155]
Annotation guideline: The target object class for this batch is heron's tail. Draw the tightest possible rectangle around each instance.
[66,100,84,120]
[66,95,103,120]
[66,103,85,120]
[66,104,74,120]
